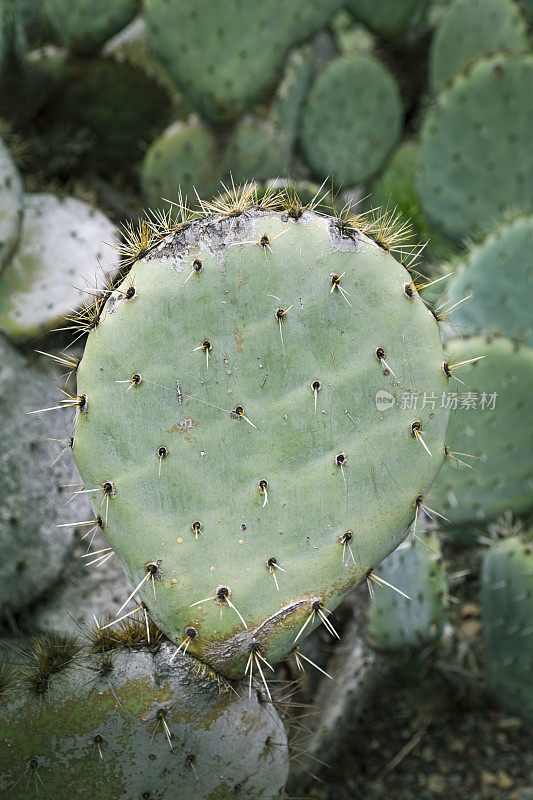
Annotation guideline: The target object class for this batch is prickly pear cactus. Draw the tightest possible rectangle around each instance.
[71,189,449,678]
[300,55,402,185]
[428,336,533,530]
[429,0,529,93]
[481,535,533,724]
[418,54,533,242]
[445,215,533,347]
[345,0,429,37]
[144,0,343,121]
[0,636,289,799]
[0,193,118,341]
[0,136,22,272]
[141,117,220,209]
[44,0,137,55]
[367,531,447,650]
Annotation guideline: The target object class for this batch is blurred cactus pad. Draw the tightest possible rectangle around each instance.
[144,0,343,121]
[72,185,449,678]
[367,531,447,651]
[418,53,533,242]
[482,534,533,724]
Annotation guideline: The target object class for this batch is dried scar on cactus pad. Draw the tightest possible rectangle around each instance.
[72,186,449,678]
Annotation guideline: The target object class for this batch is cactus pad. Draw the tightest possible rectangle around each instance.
[345,0,429,37]
[41,57,172,171]
[300,55,403,185]
[367,531,447,650]
[0,334,90,615]
[141,117,220,210]
[0,193,118,341]
[72,195,449,677]
[418,54,533,241]
[0,136,22,272]
[144,0,343,121]
[429,336,533,529]
[44,0,137,55]
[0,640,289,799]
[445,215,533,347]
[481,536,533,724]
[222,115,291,185]
[429,0,529,92]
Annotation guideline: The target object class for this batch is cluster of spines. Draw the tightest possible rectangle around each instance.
[0,616,168,706]
[46,181,475,357]
[17,632,82,696]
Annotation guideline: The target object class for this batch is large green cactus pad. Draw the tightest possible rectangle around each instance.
[418,54,533,241]
[429,0,529,93]
[429,336,533,529]
[301,55,403,186]
[367,531,447,650]
[73,204,449,677]
[144,0,343,121]
[482,536,533,725]
[445,215,533,347]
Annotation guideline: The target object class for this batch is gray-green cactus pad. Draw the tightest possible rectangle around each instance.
[445,215,533,347]
[418,54,533,241]
[0,334,90,615]
[0,137,23,271]
[141,118,221,209]
[144,0,343,121]
[73,203,449,678]
[429,336,533,528]
[482,536,533,724]
[0,642,289,800]
[367,531,447,650]
[429,0,529,93]
[44,0,137,54]
[300,55,403,186]
[0,193,118,341]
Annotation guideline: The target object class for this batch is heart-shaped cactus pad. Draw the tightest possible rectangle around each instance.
[72,188,449,677]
